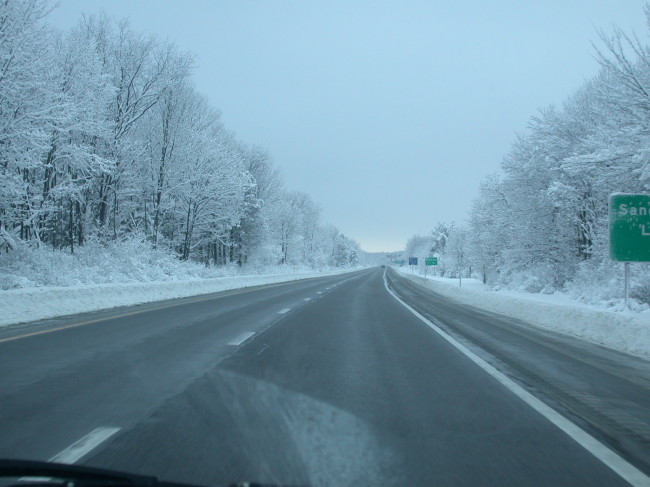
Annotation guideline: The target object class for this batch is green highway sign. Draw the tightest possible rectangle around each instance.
[425,257,438,266]
[609,193,650,262]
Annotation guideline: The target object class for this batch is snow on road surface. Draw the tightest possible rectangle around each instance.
[397,267,650,360]
[0,268,360,327]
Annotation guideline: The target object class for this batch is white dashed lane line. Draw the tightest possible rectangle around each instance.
[228,332,256,346]
[278,308,291,314]
[49,427,121,464]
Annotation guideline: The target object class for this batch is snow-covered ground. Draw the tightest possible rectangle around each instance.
[396,267,650,360]
[0,268,360,327]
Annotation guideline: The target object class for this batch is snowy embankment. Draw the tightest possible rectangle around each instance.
[396,268,650,360]
[0,268,360,327]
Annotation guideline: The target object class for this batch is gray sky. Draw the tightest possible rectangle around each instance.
[48,0,648,252]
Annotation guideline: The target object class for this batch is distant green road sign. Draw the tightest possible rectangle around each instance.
[425,257,438,265]
[609,193,650,262]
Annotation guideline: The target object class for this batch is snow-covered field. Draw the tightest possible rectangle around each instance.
[396,267,650,360]
[0,268,360,327]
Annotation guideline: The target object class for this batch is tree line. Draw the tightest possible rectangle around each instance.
[0,0,361,269]
[405,6,650,304]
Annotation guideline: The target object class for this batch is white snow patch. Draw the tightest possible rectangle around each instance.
[396,268,650,360]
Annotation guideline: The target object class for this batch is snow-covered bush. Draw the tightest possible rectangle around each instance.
[0,235,233,290]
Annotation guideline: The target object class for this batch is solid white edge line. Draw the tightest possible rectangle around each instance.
[382,268,650,487]
[278,308,291,314]
[228,331,256,346]
[49,427,121,464]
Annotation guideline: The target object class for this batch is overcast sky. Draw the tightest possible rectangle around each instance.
[48,0,647,252]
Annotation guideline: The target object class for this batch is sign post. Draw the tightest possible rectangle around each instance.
[624,262,630,309]
[609,193,650,308]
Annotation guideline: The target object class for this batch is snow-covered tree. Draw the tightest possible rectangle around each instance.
[0,2,362,280]
[331,233,360,267]
[461,4,650,300]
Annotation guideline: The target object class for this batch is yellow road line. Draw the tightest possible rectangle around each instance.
[0,280,293,344]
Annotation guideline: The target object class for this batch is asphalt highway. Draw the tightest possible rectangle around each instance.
[1,267,648,486]
[387,269,650,477]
